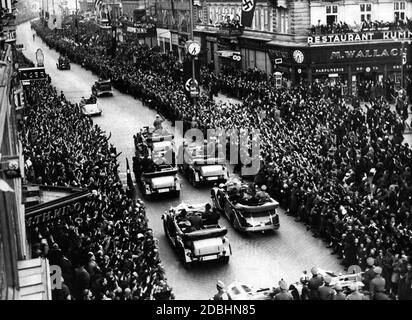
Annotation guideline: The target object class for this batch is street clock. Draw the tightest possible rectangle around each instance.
[293,50,304,64]
[186,41,201,56]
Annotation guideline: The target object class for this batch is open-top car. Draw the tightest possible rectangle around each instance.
[80,96,102,116]
[225,282,273,300]
[133,126,180,198]
[56,55,70,70]
[178,140,229,187]
[211,181,280,232]
[92,78,113,97]
[162,202,232,268]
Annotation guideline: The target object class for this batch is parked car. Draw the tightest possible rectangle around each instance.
[162,202,232,268]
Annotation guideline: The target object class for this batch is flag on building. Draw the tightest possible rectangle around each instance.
[241,0,256,27]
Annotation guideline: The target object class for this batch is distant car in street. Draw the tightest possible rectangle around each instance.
[162,202,232,268]
[92,78,113,97]
[56,55,70,70]
[211,182,280,232]
[80,96,102,116]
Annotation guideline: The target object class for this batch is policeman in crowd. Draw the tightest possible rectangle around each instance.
[308,267,324,300]
[213,281,228,300]
[274,280,294,300]
[370,266,389,300]
[318,274,335,300]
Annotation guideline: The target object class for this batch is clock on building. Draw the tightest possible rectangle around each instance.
[293,50,304,64]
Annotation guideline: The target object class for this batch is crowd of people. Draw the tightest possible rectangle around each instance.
[309,17,412,35]
[16,51,173,300]
[31,18,412,300]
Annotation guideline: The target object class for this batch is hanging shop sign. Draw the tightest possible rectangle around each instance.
[18,67,47,81]
[25,185,90,227]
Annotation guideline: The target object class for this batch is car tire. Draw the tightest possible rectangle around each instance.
[174,190,180,198]
[221,256,230,264]
[183,260,191,269]
[163,221,170,241]
[189,172,198,188]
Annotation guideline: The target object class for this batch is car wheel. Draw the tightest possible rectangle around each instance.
[163,221,170,240]
[174,190,180,198]
[189,173,198,188]
[221,256,230,264]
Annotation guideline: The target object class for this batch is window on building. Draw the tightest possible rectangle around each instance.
[360,3,372,22]
[260,8,265,31]
[326,5,338,25]
[254,8,261,30]
[278,8,289,33]
[394,1,406,21]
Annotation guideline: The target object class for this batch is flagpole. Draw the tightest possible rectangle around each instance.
[189,0,196,108]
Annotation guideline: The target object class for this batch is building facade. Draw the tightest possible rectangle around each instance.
[308,0,412,92]
[152,0,411,87]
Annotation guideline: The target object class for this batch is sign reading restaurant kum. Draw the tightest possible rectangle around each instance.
[308,30,412,45]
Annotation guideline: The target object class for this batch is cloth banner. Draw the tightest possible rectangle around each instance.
[241,0,256,27]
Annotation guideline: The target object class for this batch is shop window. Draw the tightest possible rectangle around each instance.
[394,1,406,21]
[278,7,289,33]
[326,5,338,25]
[360,3,372,22]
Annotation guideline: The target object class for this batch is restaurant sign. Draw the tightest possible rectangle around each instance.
[308,30,412,45]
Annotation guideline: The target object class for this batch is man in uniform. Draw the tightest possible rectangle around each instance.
[333,284,346,300]
[362,257,376,288]
[274,280,294,300]
[308,267,323,300]
[346,283,366,300]
[318,275,335,300]
[213,280,228,300]
[255,185,271,203]
[370,266,389,300]
[153,114,165,130]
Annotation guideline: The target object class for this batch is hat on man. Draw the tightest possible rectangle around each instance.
[324,275,332,284]
[217,280,225,289]
[279,280,288,290]
[366,257,375,267]
[311,267,319,275]
[373,266,382,275]
[261,185,267,191]
[334,284,343,292]
[348,283,358,292]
